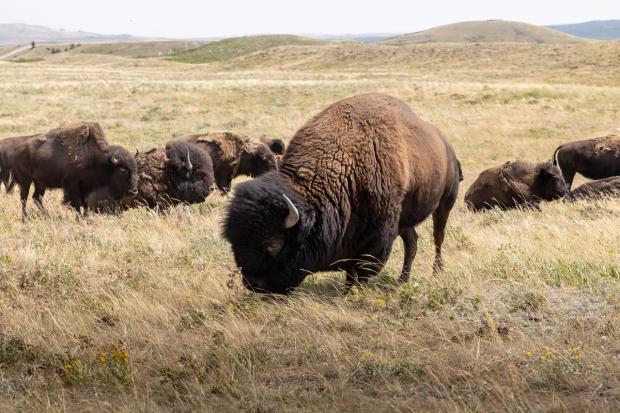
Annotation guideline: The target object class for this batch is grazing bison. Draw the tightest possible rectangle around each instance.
[223,93,462,294]
[12,122,138,218]
[0,134,40,193]
[173,131,277,193]
[87,141,216,211]
[260,137,286,155]
[553,135,620,189]
[464,160,567,211]
[565,177,620,202]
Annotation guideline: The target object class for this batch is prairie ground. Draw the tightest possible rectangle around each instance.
[0,41,619,412]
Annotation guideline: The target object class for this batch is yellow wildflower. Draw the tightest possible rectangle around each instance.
[226,302,234,313]
[97,350,107,364]
[112,346,129,364]
[374,298,386,308]
[64,363,73,372]
[524,351,532,357]
[360,351,374,362]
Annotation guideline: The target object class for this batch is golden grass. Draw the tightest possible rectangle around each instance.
[0,42,619,411]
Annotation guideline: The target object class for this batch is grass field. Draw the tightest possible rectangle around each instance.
[0,40,619,412]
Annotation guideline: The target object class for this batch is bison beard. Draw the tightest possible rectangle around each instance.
[87,141,216,211]
[224,93,462,294]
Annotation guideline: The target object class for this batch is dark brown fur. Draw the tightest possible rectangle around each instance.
[553,135,620,189]
[87,142,216,211]
[173,131,277,193]
[224,93,462,293]
[464,160,567,211]
[260,137,286,155]
[565,177,620,202]
[0,134,41,193]
[12,122,138,218]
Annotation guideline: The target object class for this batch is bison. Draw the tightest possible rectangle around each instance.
[12,122,138,219]
[86,141,216,211]
[464,160,567,211]
[565,176,620,202]
[173,131,277,193]
[260,137,286,155]
[223,93,462,294]
[553,135,620,189]
[0,134,41,193]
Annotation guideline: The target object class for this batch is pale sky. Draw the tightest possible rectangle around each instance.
[0,0,618,38]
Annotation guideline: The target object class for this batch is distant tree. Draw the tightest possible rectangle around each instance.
[31,41,35,49]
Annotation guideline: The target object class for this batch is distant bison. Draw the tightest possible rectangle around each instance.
[553,135,620,189]
[224,93,462,294]
[565,176,620,202]
[260,137,286,155]
[464,160,567,211]
[173,131,277,193]
[0,134,40,193]
[12,122,138,218]
[87,141,216,211]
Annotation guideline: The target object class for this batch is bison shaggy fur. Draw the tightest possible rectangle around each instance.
[260,137,286,155]
[464,160,567,211]
[87,141,215,211]
[223,93,462,294]
[12,122,138,218]
[553,135,620,189]
[173,131,277,193]
[565,176,620,202]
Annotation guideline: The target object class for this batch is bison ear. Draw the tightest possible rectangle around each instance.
[135,149,139,157]
[539,167,550,178]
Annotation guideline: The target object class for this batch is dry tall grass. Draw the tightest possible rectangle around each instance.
[0,42,619,412]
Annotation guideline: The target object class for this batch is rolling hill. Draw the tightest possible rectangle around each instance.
[167,35,327,63]
[548,20,620,40]
[383,20,585,45]
[0,23,141,44]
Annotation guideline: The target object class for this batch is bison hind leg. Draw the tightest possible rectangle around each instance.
[432,190,458,275]
[18,179,31,221]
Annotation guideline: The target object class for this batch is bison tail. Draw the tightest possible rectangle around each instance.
[552,146,561,166]
[457,160,464,182]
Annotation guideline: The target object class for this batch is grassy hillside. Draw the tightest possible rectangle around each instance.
[549,20,620,40]
[384,20,585,45]
[0,42,619,411]
[167,34,327,63]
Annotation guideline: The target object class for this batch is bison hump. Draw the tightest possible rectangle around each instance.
[593,135,620,157]
[50,122,110,167]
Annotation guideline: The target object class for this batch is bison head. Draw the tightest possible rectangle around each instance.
[534,161,568,200]
[107,145,138,199]
[260,137,286,155]
[165,141,216,203]
[237,143,278,178]
[224,173,313,294]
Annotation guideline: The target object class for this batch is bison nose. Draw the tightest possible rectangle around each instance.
[128,188,138,196]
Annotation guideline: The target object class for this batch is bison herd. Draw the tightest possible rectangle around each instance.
[1,93,619,294]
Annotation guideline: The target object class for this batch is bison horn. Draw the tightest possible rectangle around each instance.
[282,194,299,229]
[186,149,193,171]
[111,152,119,165]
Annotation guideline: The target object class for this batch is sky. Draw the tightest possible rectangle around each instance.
[0,0,618,38]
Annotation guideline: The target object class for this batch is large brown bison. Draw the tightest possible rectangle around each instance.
[173,131,277,193]
[223,93,462,294]
[12,122,138,218]
[553,135,620,189]
[86,141,216,211]
[0,134,40,193]
[464,160,567,211]
[565,176,620,202]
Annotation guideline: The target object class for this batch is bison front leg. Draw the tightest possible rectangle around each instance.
[64,182,83,217]
[398,227,418,284]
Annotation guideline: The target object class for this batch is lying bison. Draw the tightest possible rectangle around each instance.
[464,160,567,211]
[553,135,620,189]
[12,122,138,218]
[260,137,286,155]
[224,93,462,294]
[0,134,40,193]
[565,177,620,202]
[173,131,277,193]
[87,141,215,211]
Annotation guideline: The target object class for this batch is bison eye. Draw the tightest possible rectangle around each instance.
[265,239,284,258]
